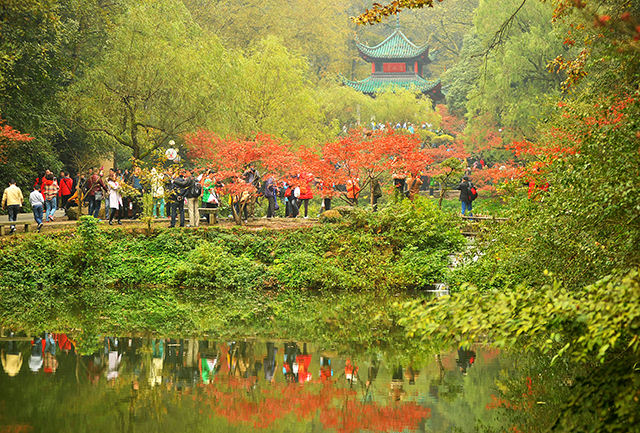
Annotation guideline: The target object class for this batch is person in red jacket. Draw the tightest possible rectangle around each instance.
[58,171,74,210]
[298,172,314,218]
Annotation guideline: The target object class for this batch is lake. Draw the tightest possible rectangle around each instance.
[0,332,509,432]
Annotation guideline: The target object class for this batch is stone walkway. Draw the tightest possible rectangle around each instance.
[0,209,318,235]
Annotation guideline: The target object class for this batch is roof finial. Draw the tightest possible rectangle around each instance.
[395,15,400,29]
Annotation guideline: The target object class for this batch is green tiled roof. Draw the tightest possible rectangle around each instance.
[356,30,428,59]
[342,75,441,94]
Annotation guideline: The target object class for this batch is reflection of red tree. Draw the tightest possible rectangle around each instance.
[322,392,430,433]
[195,376,430,432]
[486,376,535,412]
[0,425,34,433]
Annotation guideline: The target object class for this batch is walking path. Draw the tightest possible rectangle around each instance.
[0,209,318,234]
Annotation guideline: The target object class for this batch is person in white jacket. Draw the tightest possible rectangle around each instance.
[107,173,123,225]
[29,185,45,231]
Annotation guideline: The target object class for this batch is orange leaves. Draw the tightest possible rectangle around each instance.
[0,121,34,143]
[0,118,34,163]
[185,128,433,199]
[352,0,438,26]
[436,104,465,136]
[593,15,611,27]
[547,49,590,92]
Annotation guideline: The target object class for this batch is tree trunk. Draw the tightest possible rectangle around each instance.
[370,180,375,208]
[230,198,243,225]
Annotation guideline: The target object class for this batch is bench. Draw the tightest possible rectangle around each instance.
[0,221,33,235]
[198,207,218,224]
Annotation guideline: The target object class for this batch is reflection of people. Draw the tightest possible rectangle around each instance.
[198,341,220,384]
[43,333,58,374]
[85,351,105,384]
[390,365,406,402]
[264,342,278,382]
[53,333,75,354]
[105,337,121,381]
[29,335,44,372]
[283,342,299,383]
[406,364,420,385]
[344,358,358,386]
[367,359,379,387]
[1,340,23,376]
[296,343,312,383]
[456,347,476,375]
[319,355,332,383]
[149,339,164,386]
[363,358,380,402]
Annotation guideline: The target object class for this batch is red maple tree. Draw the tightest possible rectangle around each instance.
[0,118,34,163]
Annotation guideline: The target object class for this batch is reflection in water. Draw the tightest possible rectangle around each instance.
[0,333,503,433]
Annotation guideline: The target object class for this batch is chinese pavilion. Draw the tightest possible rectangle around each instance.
[343,23,443,101]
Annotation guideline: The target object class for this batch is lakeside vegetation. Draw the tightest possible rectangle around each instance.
[0,199,461,353]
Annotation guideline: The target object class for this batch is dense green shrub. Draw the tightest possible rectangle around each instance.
[173,244,267,293]
[0,199,466,297]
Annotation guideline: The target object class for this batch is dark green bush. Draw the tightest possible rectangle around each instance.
[173,244,267,294]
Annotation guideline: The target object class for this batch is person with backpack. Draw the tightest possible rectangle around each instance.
[168,171,190,228]
[456,175,477,217]
[185,170,201,227]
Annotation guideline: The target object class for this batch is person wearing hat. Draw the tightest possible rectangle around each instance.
[456,175,473,216]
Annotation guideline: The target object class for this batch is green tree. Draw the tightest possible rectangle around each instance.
[228,36,330,146]
[448,0,568,138]
[65,0,231,159]
[183,0,354,78]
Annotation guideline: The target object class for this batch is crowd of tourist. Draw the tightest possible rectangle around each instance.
[1,159,483,232]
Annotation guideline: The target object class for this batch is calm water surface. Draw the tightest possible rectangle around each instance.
[0,334,506,432]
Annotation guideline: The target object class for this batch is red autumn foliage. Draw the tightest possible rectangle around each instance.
[185,129,434,204]
[319,129,433,202]
[436,104,466,136]
[0,118,34,163]
[486,376,536,417]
